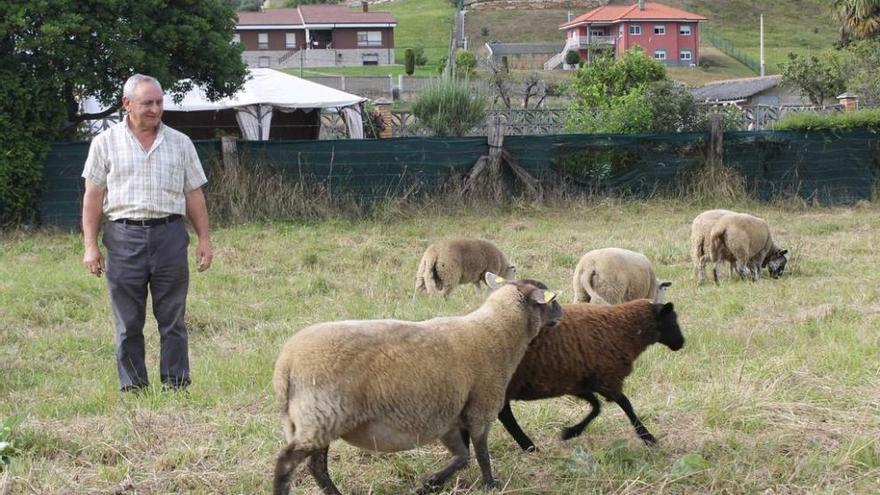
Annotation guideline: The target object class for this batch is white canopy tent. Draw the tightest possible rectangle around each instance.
[83,69,366,139]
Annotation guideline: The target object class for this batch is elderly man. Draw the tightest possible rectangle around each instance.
[81,73,213,392]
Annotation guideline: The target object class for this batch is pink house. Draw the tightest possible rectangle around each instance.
[557,0,707,67]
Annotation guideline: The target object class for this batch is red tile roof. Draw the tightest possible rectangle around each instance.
[237,8,303,26]
[237,6,395,26]
[561,1,707,29]
[298,5,395,24]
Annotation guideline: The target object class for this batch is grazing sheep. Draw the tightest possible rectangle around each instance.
[709,212,788,283]
[497,299,685,452]
[414,239,516,298]
[272,274,562,495]
[691,209,737,283]
[572,248,671,304]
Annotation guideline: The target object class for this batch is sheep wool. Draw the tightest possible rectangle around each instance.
[572,247,670,304]
[691,208,737,283]
[414,239,515,297]
[709,212,788,283]
[272,275,562,495]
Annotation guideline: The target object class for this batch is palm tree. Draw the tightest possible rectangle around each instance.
[833,0,880,43]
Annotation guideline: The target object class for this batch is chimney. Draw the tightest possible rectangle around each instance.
[362,1,368,12]
[639,0,645,10]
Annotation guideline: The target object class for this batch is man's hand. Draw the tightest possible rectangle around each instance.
[196,238,213,272]
[83,245,105,277]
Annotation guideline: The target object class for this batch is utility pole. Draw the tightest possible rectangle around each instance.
[759,14,765,76]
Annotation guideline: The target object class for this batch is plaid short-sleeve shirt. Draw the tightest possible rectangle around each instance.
[82,117,208,221]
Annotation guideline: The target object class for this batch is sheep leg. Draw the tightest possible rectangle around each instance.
[417,429,470,494]
[560,391,601,441]
[613,394,657,446]
[469,425,498,490]
[273,444,316,495]
[497,401,538,452]
[712,262,721,285]
[307,447,342,495]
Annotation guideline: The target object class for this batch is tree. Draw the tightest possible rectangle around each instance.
[0,1,248,225]
[405,48,416,75]
[570,48,666,108]
[564,50,581,66]
[840,39,880,105]
[779,51,847,105]
[832,0,880,44]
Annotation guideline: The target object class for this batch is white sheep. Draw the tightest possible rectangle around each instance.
[691,208,737,283]
[572,247,670,304]
[272,274,562,495]
[709,212,788,283]
[414,238,516,298]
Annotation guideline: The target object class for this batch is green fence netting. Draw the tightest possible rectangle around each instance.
[37,130,879,228]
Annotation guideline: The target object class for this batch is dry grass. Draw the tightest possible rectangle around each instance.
[2,193,880,493]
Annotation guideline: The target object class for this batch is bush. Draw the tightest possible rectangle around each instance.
[411,77,487,137]
[454,49,477,77]
[405,48,415,75]
[772,108,880,131]
[362,102,386,139]
[565,50,581,66]
[412,46,428,66]
[501,55,509,72]
[480,26,490,37]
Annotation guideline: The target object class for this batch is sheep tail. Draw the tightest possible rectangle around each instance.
[414,254,429,293]
[429,259,443,293]
[710,227,727,262]
[273,361,296,443]
[585,269,611,305]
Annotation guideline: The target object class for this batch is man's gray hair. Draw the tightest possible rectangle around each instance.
[123,74,162,100]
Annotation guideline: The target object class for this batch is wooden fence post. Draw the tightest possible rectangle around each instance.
[487,114,505,199]
[221,136,239,168]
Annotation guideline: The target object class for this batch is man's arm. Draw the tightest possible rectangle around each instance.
[185,187,213,272]
[82,179,106,277]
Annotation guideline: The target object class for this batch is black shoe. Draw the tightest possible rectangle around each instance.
[161,376,191,391]
[120,383,148,394]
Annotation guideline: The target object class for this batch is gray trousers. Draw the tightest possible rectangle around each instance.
[103,219,190,389]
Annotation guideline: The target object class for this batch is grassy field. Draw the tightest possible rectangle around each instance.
[381,0,454,68]
[2,197,880,493]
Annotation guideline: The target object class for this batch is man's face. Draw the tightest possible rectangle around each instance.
[123,82,164,131]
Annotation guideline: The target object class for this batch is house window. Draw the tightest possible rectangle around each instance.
[591,29,604,36]
[653,49,667,60]
[258,32,268,49]
[362,53,379,65]
[357,31,382,47]
[258,56,271,68]
[680,24,692,35]
[680,50,692,61]
[654,25,666,35]
[232,33,241,44]
[285,33,296,49]
[629,24,641,35]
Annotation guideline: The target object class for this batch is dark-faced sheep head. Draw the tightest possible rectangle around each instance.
[486,273,564,331]
[653,302,684,351]
[764,249,788,279]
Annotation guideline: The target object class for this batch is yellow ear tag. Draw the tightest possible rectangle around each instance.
[544,291,556,303]
[495,275,506,284]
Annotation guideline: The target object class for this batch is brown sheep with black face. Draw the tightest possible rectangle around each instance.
[272,274,562,495]
[497,299,685,452]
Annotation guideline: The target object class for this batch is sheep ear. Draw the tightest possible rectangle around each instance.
[660,302,674,314]
[530,289,556,305]
[779,249,788,256]
[486,272,505,290]
[659,281,672,288]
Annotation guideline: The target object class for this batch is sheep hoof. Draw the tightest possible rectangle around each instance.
[415,482,440,495]
[484,478,499,491]
[640,433,658,446]
[525,445,540,454]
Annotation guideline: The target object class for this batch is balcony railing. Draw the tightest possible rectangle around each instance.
[567,35,616,49]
